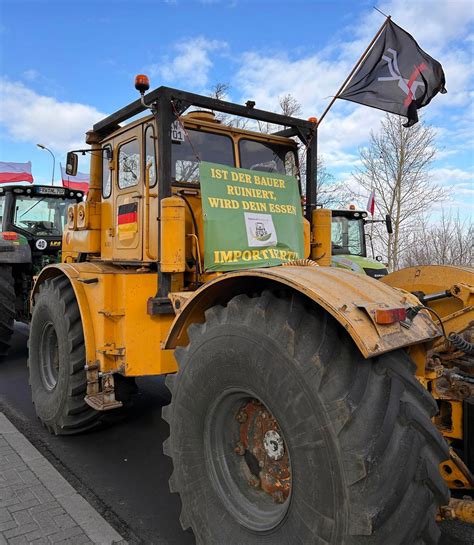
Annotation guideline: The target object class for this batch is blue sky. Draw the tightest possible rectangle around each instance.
[0,0,472,215]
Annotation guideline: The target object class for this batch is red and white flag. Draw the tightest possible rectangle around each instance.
[0,161,34,183]
[60,164,89,193]
[367,189,376,216]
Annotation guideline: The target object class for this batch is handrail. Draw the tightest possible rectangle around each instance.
[144,162,157,261]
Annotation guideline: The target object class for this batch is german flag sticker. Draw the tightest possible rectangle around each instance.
[118,202,138,240]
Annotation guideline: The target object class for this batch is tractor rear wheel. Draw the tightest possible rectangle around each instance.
[28,276,99,434]
[163,291,450,545]
[0,265,15,357]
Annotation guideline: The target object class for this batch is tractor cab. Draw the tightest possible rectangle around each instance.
[331,208,389,278]
[62,109,300,270]
[0,185,83,270]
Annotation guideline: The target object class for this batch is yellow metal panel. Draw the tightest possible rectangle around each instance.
[76,201,101,230]
[382,265,474,317]
[165,266,440,358]
[311,209,332,266]
[32,263,177,377]
[161,197,186,273]
[100,199,114,260]
[440,448,474,490]
[303,218,310,259]
[62,229,101,256]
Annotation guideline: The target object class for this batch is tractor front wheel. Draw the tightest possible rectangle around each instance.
[28,276,99,434]
[163,291,450,545]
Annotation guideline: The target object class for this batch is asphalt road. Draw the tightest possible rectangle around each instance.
[0,323,472,545]
[0,323,195,545]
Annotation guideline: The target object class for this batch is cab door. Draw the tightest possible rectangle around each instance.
[113,127,143,261]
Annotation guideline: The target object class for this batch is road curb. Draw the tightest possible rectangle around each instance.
[0,412,127,544]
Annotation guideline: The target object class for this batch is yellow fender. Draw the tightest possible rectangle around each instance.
[165,266,440,358]
[31,262,116,370]
[381,264,473,294]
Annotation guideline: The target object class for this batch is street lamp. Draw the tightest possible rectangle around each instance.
[36,144,56,186]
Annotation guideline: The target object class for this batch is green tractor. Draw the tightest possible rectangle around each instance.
[331,208,392,278]
[0,184,83,356]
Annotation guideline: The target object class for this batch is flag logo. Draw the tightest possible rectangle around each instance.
[117,202,138,240]
[377,48,427,106]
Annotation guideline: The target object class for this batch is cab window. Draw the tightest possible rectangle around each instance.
[145,125,157,188]
[13,196,73,236]
[172,129,234,184]
[331,216,365,256]
[239,139,297,176]
[118,139,140,189]
[102,145,112,198]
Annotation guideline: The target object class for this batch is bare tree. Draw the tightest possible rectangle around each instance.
[401,211,473,267]
[350,114,449,270]
[210,82,230,101]
[315,162,350,208]
[208,82,248,129]
[256,93,303,134]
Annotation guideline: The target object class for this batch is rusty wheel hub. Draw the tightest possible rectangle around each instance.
[205,391,292,531]
[235,399,291,504]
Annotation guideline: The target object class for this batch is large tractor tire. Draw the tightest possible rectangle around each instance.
[28,276,99,434]
[163,291,450,545]
[0,265,15,357]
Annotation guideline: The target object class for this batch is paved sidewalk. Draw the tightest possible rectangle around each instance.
[0,413,127,545]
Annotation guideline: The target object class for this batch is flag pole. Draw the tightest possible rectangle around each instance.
[317,15,391,126]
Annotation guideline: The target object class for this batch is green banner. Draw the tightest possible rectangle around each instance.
[200,161,305,272]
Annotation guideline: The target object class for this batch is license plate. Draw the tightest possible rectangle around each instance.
[171,120,185,143]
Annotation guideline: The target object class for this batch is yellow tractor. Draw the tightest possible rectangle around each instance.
[28,77,473,544]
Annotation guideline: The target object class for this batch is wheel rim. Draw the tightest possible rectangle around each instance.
[204,390,292,532]
[39,322,59,391]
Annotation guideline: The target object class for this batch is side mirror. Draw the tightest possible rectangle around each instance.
[385,214,393,234]
[66,152,78,176]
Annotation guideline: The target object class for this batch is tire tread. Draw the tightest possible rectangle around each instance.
[165,291,449,545]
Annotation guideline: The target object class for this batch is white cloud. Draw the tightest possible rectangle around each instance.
[0,79,105,153]
[149,36,227,88]
[235,50,387,169]
[22,69,39,81]
[380,0,474,52]
[334,0,474,61]
[236,51,350,115]
[430,166,474,189]
[232,0,473,173]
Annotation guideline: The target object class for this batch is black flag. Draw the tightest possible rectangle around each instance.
[339,19,447,127]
